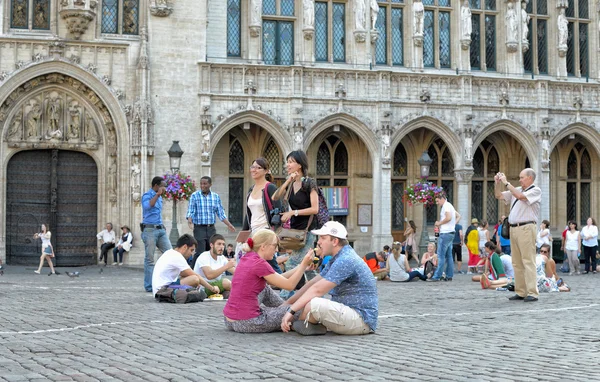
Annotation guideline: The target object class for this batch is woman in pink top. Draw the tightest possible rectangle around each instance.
[223,229,313,333]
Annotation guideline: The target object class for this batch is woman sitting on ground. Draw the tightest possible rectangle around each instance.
[386,248,427,282]
[537,244,570,292]
[223,229,313,333]
[420,242,438,278]
[472,241,509,289]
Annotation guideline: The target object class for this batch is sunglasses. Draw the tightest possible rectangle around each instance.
[540,250,549,253]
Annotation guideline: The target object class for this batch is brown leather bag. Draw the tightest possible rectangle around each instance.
[276,185,314,251]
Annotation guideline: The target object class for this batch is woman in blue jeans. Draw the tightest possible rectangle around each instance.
[386,250,427,282]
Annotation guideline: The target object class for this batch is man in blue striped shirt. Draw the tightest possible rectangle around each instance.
[186,176,235,263]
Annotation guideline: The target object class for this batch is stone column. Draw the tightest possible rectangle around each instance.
[455,170,473,226]
[372,151,392,253]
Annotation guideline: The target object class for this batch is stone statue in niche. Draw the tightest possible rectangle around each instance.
[108,157,117,200]
[201,128,211,161]
[26,103,42,139]
[85,115,98,142]
[68,103,81,140]
[303,0,314,29]
[521,1,530,43]
[46,97,61,133]
[461,0,472,40]
[557,8,568,48]
[131,156,141,202]
[505,2,518,43]
[464,136,473,162]
[413,0,424,36]
[7,114,22,140]
[381,132,390,160]
[294,129,303,145]
[370,0,379,30]
[250,0,262,26]
[354,0,366,30]
[541,139,550,162]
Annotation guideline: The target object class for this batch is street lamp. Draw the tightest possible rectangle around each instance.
[417,151,433,257]
[167,141,184,246]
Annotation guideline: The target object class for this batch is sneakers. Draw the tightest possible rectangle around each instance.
[34,270,40,274]
[112,262,118,265]
[292,320,327,336]
[118,262,123,266]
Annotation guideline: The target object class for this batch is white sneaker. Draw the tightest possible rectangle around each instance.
[34,270,40,274]
[118,262,123,266]
[112,262,118,265]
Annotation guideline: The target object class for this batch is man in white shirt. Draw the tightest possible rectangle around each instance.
[152,234,220,296]
[96,223,116,265]
[428,193,456,282]
[193,234,236,297]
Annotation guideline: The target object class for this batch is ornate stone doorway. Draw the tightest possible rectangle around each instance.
[6,150,98,266]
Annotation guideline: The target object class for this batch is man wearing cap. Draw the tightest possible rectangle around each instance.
[280,221,378,336]
[495,169,542,302]
[428,193,456,282]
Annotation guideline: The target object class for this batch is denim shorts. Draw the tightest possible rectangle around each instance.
[43,246,53,254]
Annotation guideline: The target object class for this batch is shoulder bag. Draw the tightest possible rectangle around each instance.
[276,185,314,251]
[501,184,535,239]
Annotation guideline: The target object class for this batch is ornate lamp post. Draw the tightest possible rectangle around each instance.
[417,151,433,256]
[167,141,184,246]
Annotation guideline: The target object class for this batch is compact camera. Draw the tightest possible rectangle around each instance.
[270,208,282,226]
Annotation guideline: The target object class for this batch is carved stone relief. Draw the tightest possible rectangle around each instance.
[131,155,141,203]
[108,156,117,204]
[150,0,173,17]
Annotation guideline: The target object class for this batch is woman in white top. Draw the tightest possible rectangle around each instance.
[476,220,490,272]
[564,220,581,275]
[34,223,59,275]
[580,217,598,274]
[386,249,427,282]
[536,220,552,252]
[112,225,133,265]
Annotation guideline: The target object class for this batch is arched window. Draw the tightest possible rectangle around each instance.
[314,1,346,62]
[101,0,139,35]
[423,0,452,68]
[565,0,589,77]
[316,136,348,225]
[262,138,285,185]
[10,0,50,30]
[523,0,548,74]
[566,143,591,225]
[470,0,497,71]
[470,141,499,223]
[227,0,242,57]
[427,138,454,224]
[263,0,295,65]
[391,143,408,232]
[375,1,404,66]
[228,137,245,226]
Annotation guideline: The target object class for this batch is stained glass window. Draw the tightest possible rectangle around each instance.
[229,140,245,175]
[393,144,407,176]
[263,140,281,176]
[470,16,481,69]
[227,0,242,57]
[567,149,577,179]
[122,0,139,35]
[32,0,50,30]
[392,182,405,230]
[439,11,451,68]
[102,0,119,34]
[537,20,548,74]
[332,3,345,62]
[315,2,328,61]
[317,143,331,176]
[391,8,403,65]
[579,23,588,77]
[334,143,348,175]
[11,0,28,29]
[423,10,434,67]
[281,0,295,16]
[263,0,276,15]
[375,6,387,64]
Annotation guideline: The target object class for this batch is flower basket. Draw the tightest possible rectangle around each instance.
[403,181,445,207]
[162,171,196,202]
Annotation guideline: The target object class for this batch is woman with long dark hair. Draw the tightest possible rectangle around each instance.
[272,150,319,298]
[403,220,419,265]
[34,223,59,275]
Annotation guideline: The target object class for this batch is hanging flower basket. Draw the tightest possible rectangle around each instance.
[403,181,445,207]
[162,171,196,202]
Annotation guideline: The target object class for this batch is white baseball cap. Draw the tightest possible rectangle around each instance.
[311,221,348,239]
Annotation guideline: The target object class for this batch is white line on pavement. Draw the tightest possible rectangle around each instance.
[379,303,600,319]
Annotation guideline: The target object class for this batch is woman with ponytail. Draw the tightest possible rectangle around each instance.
[223,229,314,333]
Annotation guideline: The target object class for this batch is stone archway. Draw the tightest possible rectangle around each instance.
[473,120,538,170]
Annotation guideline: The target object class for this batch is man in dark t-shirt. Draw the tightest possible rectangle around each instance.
[453,223,464,274]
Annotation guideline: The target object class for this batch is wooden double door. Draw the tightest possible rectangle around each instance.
[6,150,98,266]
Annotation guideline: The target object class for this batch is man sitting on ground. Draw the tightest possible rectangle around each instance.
[281,221,378,336]
[152,234,220,297]
[363,251,389,280]
[193,234,236,297]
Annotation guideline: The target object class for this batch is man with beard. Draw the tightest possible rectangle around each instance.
[193,234,236,297]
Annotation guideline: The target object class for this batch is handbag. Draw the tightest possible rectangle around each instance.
[276,185,314,251]
[502,184,535,239]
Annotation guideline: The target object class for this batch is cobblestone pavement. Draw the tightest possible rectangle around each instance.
[0,264,598,382]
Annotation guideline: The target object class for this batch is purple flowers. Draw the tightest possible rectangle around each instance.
[403,181,445,206]
[162,171,196,202]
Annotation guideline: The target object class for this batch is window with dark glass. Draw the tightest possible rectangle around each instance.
[11,0,51,31]
[101,0,139,35]
[423,0,451,69]
[262,0,295,65]
[470,0,497,71]
[376,1,404,66]
[228,138,245,226]
[470,141,498,223]
[426,138,454,224]
[566,143,591,225]
[227,0,242,57]
[565,0,589,77]
[392,143,408,232]
[523,0,548,74]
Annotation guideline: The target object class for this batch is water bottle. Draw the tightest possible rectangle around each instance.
[496,287,508,291]
[434,225,440,238]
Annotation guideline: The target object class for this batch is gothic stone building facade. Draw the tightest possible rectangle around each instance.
[0,0,599,265]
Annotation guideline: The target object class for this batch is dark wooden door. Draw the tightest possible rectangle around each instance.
[6,150,98,266]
